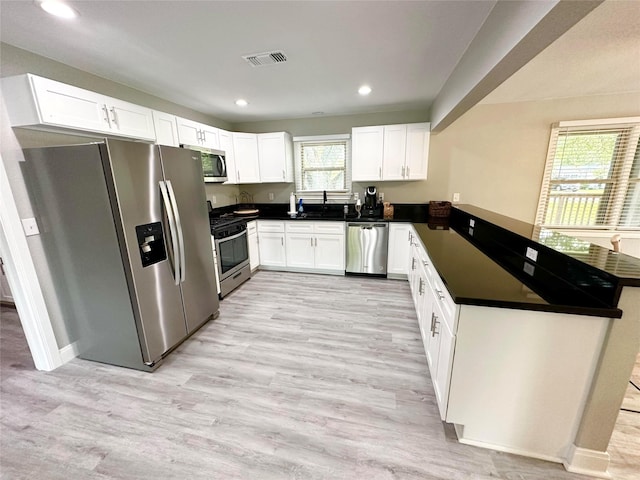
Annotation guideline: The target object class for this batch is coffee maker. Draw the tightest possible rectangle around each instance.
[363,186,381,218]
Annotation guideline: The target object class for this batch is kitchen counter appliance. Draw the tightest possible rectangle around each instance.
[212,217,251,298]
[346,222,389,276]
[23,140,219,371]
[181,145,227,183]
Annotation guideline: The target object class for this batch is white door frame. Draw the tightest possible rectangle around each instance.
[0,153,62,371]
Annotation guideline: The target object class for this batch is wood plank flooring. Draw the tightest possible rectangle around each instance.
[1,271,638,479]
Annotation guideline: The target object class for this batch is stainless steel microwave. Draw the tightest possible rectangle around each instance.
[181,145,227,183]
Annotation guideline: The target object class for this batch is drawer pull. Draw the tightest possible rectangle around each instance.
[432,314,440,337]
[418,278,424,295]
[435,289,445,300]
[411,257,416,271]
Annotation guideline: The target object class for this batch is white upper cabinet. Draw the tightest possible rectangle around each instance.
[352,122,430,182]
[1,74,156,141]
[176,117,219,149]
[152,111,180,147]
[218,129,237,184]
[405,122,430,180]
[382,124,408,181]
[352,126,384,181]
[257,132,294,183]
[232,132,261,183]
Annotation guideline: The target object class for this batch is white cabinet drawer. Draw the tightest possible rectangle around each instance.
[285,222,314,234]
[247,220,258,234]
[313,222,344,235]
[427,265,456,331]
[258,220,285,233]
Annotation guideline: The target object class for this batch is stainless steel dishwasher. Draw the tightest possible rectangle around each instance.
[346,222,389,276]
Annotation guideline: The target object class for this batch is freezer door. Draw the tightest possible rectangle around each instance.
[103,140,188,364]
[159,146,218,332]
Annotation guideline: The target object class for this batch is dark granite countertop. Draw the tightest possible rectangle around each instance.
[411,223,622,318]
[210,202,636,317]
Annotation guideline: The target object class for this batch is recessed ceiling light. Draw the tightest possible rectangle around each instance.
[39,0,78,19]
[358,85,372,96]
[235,99,248,107]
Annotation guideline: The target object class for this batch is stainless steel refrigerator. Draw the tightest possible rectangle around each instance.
[23,139,219,371]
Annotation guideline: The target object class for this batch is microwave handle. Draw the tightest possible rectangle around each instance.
[217,156,226,177]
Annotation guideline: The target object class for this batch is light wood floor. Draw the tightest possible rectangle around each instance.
[1,271,638,479]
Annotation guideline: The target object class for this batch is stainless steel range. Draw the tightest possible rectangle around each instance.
[211,215,251,297]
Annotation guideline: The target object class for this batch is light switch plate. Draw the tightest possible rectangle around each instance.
[453,192,460,202]
[21,218,39,236]
[526,247,539,262]
[268,192,274,201]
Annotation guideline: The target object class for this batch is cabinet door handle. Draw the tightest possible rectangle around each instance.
[109,107,118,127]
[406,166,410,178]
[0,257,5,276]
[315,238,317,247]
[281,237,283,246]
[237,170,241,182]
[411,257,415,271]
[202,130,206,143]
[102,105,111,127]
[282,169,285,180]
[379,166,382,179]
[408,231,412,241]
[430,312,436,333]
[418,278,424,295]
[401,165,405,177]
[310,238,313,247]
[435,289,445,300]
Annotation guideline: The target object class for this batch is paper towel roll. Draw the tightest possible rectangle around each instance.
[289,192,296,213]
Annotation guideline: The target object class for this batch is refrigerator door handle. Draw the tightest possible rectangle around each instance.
[159,180,180,285]
[166,180,186,283]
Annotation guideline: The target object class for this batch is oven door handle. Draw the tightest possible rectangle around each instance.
[217,229,247,243]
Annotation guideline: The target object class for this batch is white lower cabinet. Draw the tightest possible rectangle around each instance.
[284,222,344,273]
[257,221,286,268]
[387,223,412,278]
[247,221,259,270]
[408,226,457,421]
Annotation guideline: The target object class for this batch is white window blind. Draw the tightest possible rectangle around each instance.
[535,118,640,231]
[293,135,352,200]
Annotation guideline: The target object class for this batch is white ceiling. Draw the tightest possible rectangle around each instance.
[0,0,497,123]
[482,0,640,104]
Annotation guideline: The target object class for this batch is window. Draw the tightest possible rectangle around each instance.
[535,118,640,230]
[293,135,351,199]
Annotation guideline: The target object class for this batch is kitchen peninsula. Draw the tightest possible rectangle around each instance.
[211,201,640,476]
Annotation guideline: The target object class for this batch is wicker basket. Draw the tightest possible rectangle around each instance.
[428,201,451,218]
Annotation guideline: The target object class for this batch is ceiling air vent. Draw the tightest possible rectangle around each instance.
[242,51,288,67]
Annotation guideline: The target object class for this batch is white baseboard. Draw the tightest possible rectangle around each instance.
[454,424,564,464]
[58,341,79,363]
[563,444,612,479]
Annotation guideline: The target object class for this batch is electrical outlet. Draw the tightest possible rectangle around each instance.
[526,247,539,262]
[21,218,39,236]
[453,192,460,203]
[210,195,217,204]
[379,192,384,201]
[268,192,274,201]
[469,219,475,228]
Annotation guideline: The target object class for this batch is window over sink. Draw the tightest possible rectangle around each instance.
[293,134,352,201]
